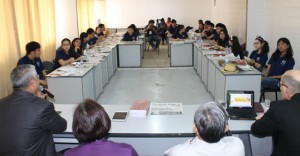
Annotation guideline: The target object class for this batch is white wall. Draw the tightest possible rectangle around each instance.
[247,0,300,69]
[55,0,78,48]
[212,0,247,44]
[105,0,213,29]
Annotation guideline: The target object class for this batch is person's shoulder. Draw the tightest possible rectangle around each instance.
[221,137,245,154]
[17,56,28,65]
[222,136,243,145]
[106,140,135,149]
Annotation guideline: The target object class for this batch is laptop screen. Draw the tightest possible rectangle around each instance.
[227,90,254,108]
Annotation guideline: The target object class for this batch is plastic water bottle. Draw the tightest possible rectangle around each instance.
[136,36,139,41]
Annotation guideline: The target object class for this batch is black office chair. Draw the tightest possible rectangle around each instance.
[259,87,281,102]
[43,61,54,74]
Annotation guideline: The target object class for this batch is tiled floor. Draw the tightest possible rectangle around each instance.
[142,44,170,68]
[98,68,214,105]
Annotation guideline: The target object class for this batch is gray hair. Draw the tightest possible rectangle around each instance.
[11,65,37,90]
[194,101,228,143]
[282,74,300,94]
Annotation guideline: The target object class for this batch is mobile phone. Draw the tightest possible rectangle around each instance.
[112,111,128,121]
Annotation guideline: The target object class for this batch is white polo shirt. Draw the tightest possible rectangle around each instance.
[165,136,245,156]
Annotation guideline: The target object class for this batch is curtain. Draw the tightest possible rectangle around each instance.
[77,0,107,34]
[0,0,56,99]
[77,0,98,34]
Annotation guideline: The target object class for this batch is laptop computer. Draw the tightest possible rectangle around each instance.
[226,90,257,120]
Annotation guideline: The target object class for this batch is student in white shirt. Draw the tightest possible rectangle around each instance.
[165,102,245,156]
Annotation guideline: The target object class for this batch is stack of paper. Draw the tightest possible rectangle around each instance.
[129,100,150,117]
[149,102,183,115]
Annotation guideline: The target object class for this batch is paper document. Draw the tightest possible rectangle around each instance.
[149,102,183,115]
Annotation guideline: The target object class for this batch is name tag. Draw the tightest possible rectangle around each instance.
[281,60,286,65]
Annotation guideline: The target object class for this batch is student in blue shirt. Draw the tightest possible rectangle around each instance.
[229,36,244,60]
[171,25,188,41]
[129,24,140,36]
[195,20,204,33]
[213,23,229,42]
[168,19,177,35]
[86,28,97,48]
[98,24,110,38]
[80,32,89,51]
[249,36,269,72]
[70,38,83,59]
[53,38,75,70]
[95,27,105,41]
[215,30,230,49]
[123,25,139,41]
[261,38,295,90]
[202,22,217,40]
[144,19,161,51]
[17,41,47,86]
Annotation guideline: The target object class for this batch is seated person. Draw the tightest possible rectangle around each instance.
[53,38,75,70]
[166,17,172,28]
[195,19,204,33]
[0,65,67,156]
[249,36,269,72]
[165,102,244,156]
[171,25,188,41]
[86,28,97,48]
[158,18,168,45]
[261,38,295,90]
[252,70,300,155]
[229,36,245,60]
[215,30,230,49]
[201,22,217,40]
[17,41,47,86]
[70,38,83,59]
[98,23,110,38]
[95,26,105,41]
[80,32,90,51]
[168,19,177,35]
[65,99,138,156]
[129,24,140,35]
[213,23,228,42]
[144,19,161,51]
[123,25,139,41]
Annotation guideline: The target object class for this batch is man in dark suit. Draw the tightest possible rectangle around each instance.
[251,70,300,156]
[0,65,67,156]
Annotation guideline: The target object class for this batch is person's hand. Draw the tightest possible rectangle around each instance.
[36,91,47,99]
[255,63,261,68]
[69,58,75,64]
[256,113,264,120]
[75,46,80,52]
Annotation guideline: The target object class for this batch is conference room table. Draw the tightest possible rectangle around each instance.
[193,41,262,102]
[168,40,195,67]
[53,104,272,156]
[47,33,144,103]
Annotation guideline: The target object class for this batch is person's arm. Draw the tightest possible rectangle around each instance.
[40,70,48,86]
[40,103,67,133]
[251,102,282,136]
[104,28,110,38]
[264,65,271,77]
[58,58,74,66]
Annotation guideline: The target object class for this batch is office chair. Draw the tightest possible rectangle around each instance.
[259,87,281,102]
[146,36,160,56]
[43,61,54,74]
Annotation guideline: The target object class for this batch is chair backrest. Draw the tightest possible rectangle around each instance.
[43,61,54,74]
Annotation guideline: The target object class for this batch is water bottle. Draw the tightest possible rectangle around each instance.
[136,36,139,41]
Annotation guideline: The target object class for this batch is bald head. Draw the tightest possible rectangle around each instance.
[281,70,300,95]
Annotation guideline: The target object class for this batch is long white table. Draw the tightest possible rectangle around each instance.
[53,104,272,156]
[118,41,143,67]
[169,40,195,67]
[193,42,262,102]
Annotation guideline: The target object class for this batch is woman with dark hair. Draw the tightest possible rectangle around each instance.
[216,30,229,48]
[53,38,74,70]
[261,38,295,90]
[65,99,138,156]
[249,36,269,72]
[229,36,244,60]
[70,38,82,59]
[171,25,188,41]
[80,32,89,51]
[129,24,140,35]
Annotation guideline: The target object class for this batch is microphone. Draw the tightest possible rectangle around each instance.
[39,85,54,99]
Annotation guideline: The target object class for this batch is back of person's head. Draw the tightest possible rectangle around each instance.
[272,37,293,60]
[86,28,95,35]
[98,24,105,29]
[73,99,111,143]
[26,41,41,55]
[255,36,269,54]
[80,32,88,41]
[194,102,228,143]
[171,19,177,24]
[281,70,300,97]
[11,64,37,90]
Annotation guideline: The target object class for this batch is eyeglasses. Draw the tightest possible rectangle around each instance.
[278,83,288,88]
